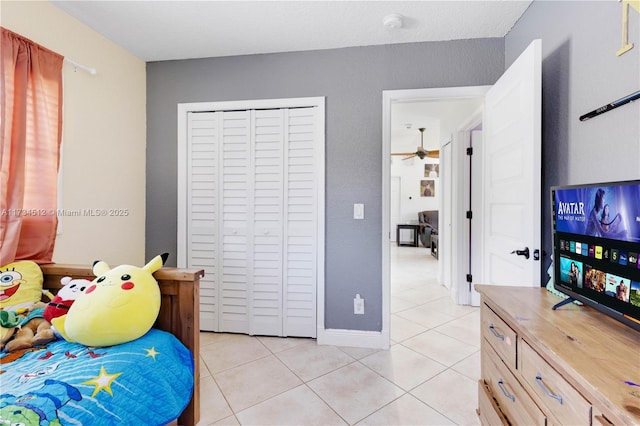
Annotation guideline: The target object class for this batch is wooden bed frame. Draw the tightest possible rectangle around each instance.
[39,264,204,426]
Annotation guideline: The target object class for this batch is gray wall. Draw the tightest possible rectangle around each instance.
[505,0,640,281]
[146,39,505,332]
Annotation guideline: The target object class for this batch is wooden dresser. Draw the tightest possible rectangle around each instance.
[475,285,640,425]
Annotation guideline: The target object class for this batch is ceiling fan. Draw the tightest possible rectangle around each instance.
[391,127,439,160]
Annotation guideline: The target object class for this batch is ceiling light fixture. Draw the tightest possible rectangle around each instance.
[382,13,404,29]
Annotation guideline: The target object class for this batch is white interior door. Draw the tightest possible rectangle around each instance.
[481,39,542,287]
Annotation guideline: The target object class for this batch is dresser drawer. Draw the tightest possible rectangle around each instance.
[478,380,509,426]
[520,339,591,425]
[483,345,546,425]
[481,303,517,369]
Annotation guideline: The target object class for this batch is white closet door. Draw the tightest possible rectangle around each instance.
[186,112,220,331]
[219,111,252,333]
[183,104,319,338]
[251,109,285,335]
[284,107,317,337]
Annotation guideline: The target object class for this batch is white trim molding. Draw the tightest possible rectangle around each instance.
[317,328,390,350]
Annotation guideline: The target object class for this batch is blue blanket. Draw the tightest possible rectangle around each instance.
[0,329,193,426]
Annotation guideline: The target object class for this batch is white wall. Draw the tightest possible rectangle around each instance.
[2,1,147,265]
[391,156,440,224]
[505,0,640,269]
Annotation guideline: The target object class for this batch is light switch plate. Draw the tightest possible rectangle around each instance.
[354,203,364,220]
[354,294,364,315]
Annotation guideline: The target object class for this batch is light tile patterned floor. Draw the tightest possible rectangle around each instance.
[197,245,480,425]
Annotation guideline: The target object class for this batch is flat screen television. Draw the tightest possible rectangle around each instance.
[551,180,640,332]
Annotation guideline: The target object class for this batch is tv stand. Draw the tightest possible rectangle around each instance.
[551,296,575,310]
[475,285,640,425]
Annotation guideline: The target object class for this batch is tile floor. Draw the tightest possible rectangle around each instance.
[197,245,480,425]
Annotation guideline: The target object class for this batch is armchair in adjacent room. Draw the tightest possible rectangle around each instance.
[418,210,438,249]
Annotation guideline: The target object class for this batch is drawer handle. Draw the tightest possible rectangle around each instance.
[535,374,563,404]
[497,379,515,402]
[489,324,505,341]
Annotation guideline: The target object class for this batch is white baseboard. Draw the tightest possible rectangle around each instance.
[316,327,390,350]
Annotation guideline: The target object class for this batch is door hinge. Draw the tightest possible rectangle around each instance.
[466,274,473,282]
[466,211,472,219]
[466,147,473,156]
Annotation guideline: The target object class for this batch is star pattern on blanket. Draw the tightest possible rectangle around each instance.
[82,366,123,397]
[144,346,160,360]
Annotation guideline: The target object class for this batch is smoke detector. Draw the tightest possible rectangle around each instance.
[383,14,404,29]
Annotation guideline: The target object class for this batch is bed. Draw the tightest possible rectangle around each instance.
[1,263,203,426]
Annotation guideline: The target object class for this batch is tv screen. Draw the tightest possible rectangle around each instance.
[551,180,640,332]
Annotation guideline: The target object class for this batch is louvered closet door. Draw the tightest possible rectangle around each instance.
[251,110,285,336]
[284,108,317,337]
[186,112,220,331]
[185,106,318,337]
[219,111,252,333]
[250,108,317,337]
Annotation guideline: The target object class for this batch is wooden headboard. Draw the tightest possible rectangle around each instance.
[39,264,204,426]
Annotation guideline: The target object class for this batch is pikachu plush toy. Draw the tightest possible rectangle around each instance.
[52,253,168,347]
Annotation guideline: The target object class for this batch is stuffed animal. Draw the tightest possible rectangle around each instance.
[0,260,43,311]
[52,253,168,347]
[43,277,90,323]
[0,260,48,351]
[3,301,56,352]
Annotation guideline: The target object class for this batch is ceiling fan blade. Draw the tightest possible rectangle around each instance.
[393,128,439,160]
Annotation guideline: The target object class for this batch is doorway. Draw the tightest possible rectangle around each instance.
[383,39,543,349]
[382,86,489,348]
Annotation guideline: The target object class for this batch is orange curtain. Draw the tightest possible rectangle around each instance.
[0,28,63,264]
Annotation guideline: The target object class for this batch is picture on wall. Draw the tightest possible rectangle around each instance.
[421,179,435,197]
[424,164,440,178]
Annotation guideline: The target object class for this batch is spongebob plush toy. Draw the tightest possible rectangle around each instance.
[0,260,43,312]
[52,253,168,347]
[0,260,46,350]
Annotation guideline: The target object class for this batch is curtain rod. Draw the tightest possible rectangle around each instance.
[64,57,97,75]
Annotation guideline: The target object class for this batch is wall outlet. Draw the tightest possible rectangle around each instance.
[354,294,364,315]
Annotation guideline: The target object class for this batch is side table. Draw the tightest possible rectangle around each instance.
[396,224,420,247]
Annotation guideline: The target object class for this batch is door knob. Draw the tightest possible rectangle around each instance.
[511,247,530,259]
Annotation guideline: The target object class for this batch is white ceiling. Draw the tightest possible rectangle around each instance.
[51,0,532,62]
[50,0,529,153]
